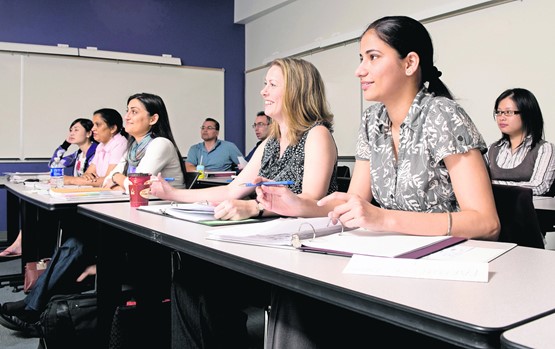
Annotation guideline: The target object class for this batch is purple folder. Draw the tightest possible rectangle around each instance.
[300,236,467,259]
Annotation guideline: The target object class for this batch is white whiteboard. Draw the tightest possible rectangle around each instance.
[0,51,224,159]
[303,42,362,157]
[1,52,22,158]
[244,0,555,157]
[245,42,362,157]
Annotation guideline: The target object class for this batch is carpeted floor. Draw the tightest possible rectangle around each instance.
[0,258,38,349]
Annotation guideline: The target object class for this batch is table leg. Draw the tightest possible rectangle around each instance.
[96,221,125,348]
[6,189,19,244]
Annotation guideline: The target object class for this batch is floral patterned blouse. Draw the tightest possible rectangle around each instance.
[356,88,486,213]
[259,122,338,195]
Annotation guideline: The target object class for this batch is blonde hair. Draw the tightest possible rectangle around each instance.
[268,57,334,144]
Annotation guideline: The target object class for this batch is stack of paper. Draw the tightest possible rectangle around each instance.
[138,203,259,226]
[344,255,489,282]
[4,172,50,183]
[49,186,125,199]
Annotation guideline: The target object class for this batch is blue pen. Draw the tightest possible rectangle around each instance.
[164,178,175,182]
[241,180,294,187]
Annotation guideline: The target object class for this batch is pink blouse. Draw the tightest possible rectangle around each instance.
[91,133,127,177]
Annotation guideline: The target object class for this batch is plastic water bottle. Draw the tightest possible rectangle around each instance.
[50,156,64,188]
[196,164,205,179]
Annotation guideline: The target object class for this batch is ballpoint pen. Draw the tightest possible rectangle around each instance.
[241,180,295,187]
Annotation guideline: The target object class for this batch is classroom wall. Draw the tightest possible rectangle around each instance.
[0,52,225,160]
[0,0,243,232]
[0,0,245,153]
[240,0,555,158]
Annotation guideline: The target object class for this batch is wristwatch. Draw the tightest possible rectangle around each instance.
[255,200,264,218]
[111,172,120,186]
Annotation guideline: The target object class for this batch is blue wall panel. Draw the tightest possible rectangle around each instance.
[0,0,245,151]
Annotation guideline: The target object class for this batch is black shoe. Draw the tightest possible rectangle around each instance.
[17,308,40,323]
[1,300,26,316]
[0,312,41,337]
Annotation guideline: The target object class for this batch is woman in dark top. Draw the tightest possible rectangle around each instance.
[485,88,555,196]
[150,57,338,220]
[149,57,339,348]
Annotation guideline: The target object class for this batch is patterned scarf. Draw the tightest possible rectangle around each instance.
[127,133,153,171]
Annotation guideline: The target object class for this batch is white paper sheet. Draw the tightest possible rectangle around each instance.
[344,255,489,282]
[422,244,516,263]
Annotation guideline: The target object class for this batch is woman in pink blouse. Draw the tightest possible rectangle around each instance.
[64,108,128,186]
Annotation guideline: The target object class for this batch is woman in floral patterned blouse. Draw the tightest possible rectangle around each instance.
[259,16,500,241]
[258,15,502,349]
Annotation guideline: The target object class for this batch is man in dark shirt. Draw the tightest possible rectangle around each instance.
[245,111,271,161]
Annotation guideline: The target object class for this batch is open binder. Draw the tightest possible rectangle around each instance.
[300,230,466,258]
[208,217,466,258]
[206,217,346,248]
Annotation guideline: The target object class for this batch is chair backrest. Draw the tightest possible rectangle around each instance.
[184,171,200,189]
[544,178,555,197]
[337,177,350,193]
[492,184,544,249]
[337,166,351,178]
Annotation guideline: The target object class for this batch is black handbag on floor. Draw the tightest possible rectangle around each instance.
[38,292,97,349]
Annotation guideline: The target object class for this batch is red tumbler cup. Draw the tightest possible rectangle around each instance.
[128,173,150,207]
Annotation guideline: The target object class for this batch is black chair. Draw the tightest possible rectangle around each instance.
[184,171,200,189]
[337,166,351,178]
[536,179,555,236]
[337,177,350,193]
[492,184,544,249]
[544,179,555,197]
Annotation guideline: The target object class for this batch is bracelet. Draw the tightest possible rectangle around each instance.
[111,172,120,186]
[446,211,452,236]
[255,200,264,218]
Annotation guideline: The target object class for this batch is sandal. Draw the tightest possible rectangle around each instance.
[0,248,22,260]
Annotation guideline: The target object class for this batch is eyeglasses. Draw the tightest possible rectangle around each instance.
[251,123,269,129]
[200,126,217,130]
[493,110,521,118]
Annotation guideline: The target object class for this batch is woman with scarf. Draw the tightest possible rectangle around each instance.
[104,92,186,192]
[0,94,186,339]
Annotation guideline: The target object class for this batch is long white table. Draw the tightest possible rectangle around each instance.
[534,196,555,240]
[533,196,555,211]
[501,312,555,349]
[79,201,555,348]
